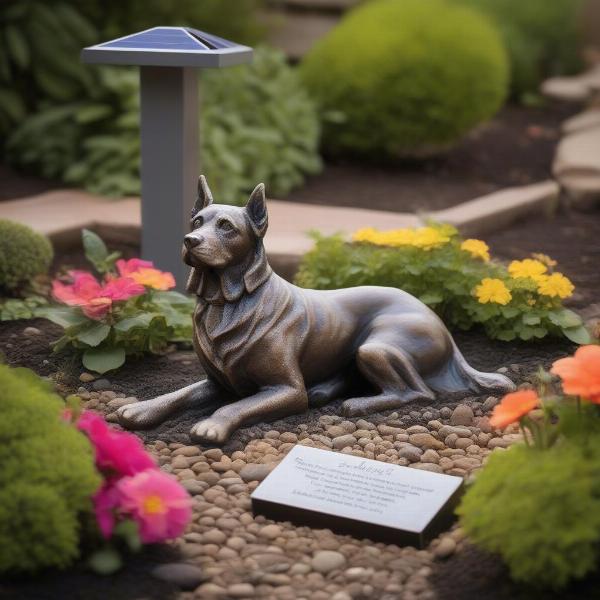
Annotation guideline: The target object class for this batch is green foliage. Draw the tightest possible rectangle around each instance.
[458,440,600,588]
[295,227,590,343]
[0,295,48,321]
[301,0,508,158]
[0,219,53,293]
[0,365,100,573]
[5,46,321,203]
[455,0,583,100]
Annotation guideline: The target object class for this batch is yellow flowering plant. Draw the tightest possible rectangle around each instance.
[295,224,591,344]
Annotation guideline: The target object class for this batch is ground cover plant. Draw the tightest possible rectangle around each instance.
[458,345,600,588]
[40,230,194,374]
[301,0,508,159]
[296,224,590,343]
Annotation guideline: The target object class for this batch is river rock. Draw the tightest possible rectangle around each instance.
[151,563,206,589]
[311,550,346,574]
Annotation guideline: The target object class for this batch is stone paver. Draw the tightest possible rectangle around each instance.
[0,181,561,277]
[541,64,600,102]
[430,181,559,237]
[553,126,600,208]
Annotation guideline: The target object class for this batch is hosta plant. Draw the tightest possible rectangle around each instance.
[458,345,600,588]
[41,230,194,373]
[295,224,591,344]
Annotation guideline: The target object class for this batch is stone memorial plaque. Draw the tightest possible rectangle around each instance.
[251,445,463,548]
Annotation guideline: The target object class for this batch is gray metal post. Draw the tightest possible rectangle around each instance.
[140,66,198,289]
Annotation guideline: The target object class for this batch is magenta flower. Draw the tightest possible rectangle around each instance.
[93,483,122,539]
[77,411,156,477]
[52,270,145,320]
[116,470,192,543]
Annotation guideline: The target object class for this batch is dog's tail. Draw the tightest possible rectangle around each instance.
[426,338,516,395]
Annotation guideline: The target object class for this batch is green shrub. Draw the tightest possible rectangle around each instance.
[295,225,590,343]
[300,0,508,158]
[0,219,53,293]
[457,441,600,588]
[455,0,583,100]
[0,365,100,573]
[5,47,322,203]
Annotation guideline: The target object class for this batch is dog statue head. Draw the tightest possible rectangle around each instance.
[183,176,272,303]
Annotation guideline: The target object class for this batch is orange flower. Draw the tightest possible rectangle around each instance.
[551,345,600,404]
[116,258,175,291]
[489,390,540,429]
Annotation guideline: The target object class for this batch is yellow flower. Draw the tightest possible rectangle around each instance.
[475,278,512,305]
[536,273,574,299]
[461,239,490,261]
[531,253,557,268]
[508,259,547,282]
[353,228,379,243]
[352,226,450,249]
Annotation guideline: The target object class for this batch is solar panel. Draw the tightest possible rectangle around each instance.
[82,27,253,67]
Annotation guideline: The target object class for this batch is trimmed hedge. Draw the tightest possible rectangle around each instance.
[0,219,53,293]
[301,0,509,158]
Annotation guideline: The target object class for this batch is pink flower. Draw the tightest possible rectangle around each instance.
[116,470,192,543]
[77,411,156,477]
[93,483,122,539]
[116,258,175,291]
[52,270,145,320]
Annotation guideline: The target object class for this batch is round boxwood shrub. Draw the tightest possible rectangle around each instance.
[456,0,583,99]
[458,441,600,588]
[0,219,53,293]
[301,0,509,158]
[0,365,100,574]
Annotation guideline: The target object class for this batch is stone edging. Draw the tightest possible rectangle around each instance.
[0,181,560,278]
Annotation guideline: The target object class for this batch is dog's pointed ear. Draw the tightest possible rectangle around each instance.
[246,183,268,238]
[192,175,213,215]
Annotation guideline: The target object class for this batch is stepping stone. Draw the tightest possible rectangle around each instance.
[151,563,206,590]
[553,127,600,208]
[541,65,600,102]
[562,109,600,135]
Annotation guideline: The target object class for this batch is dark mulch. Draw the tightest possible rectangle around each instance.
[430,543,600,600]
[487,205,600,310]
[0,546,182,600]
[0,164,60,202]
[283,102,577,212]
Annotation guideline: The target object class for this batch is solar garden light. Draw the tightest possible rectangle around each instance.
[81,27,252,288]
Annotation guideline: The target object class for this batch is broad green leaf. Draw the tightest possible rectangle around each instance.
[548,309,582,329]
[39,307,88,329]
[83,347,126,374]
[76,323,111,347]
[563,326,592,345]
[82,229,109,271]
[88,548,122,575]
[114,313,155,332]
[522,313,541,325]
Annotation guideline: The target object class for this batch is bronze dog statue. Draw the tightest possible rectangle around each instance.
[118,176,515,444]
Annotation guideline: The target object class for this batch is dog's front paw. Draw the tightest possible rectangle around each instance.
[190,416,233,445]
[117,401,163,429]
[341,397,371,418]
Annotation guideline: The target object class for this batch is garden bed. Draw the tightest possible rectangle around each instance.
[283,103,577,212]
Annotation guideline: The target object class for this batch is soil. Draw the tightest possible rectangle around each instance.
[0,164,60,202]
[0,546,182,600]
[487,205,600,310]
[283,103,577,212]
